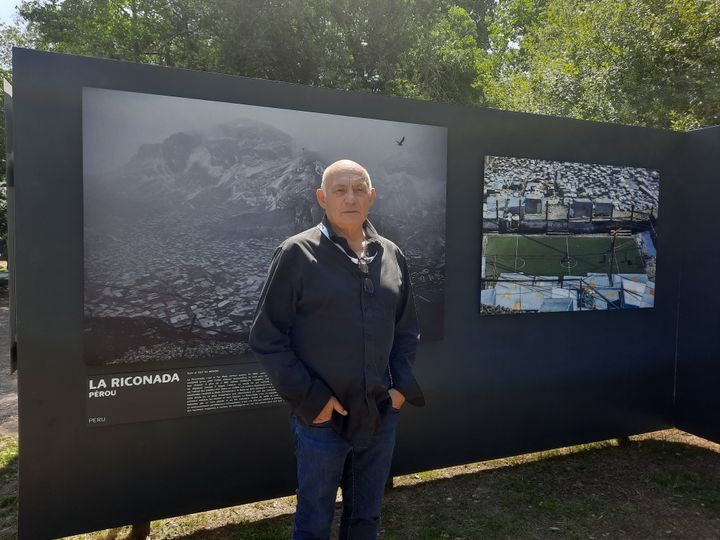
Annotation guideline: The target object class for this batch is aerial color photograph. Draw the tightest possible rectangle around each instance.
[480,156,659,315]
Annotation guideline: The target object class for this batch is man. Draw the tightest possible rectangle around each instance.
[249,159,424,540]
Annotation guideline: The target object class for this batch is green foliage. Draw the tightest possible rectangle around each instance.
[0,0,716,163]
[479,0,720,130]
[0,436,18,533]
[213,0,430,90]
[392,6,485,104]
[7,0,720,129]
[18,0,219,68]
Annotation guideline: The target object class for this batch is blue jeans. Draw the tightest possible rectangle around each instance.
[290,411,399,540]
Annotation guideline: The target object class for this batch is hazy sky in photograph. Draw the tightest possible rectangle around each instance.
[83,88,447,181]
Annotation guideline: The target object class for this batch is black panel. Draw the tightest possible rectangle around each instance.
[675,125,720,443]
[12,48,683,539]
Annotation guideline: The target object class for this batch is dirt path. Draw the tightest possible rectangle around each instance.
[0,284,18,437]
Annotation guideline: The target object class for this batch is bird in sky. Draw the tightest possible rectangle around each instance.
[395,136,405,146]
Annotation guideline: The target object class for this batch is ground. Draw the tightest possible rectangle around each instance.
[483,234,645,280]
[0,284,16,438]
[1,430,706,540]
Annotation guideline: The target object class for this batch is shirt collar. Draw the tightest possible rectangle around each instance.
[320,214,380,244]
[319,215,379,262]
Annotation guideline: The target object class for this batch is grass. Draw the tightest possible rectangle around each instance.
[0,436,18,539]
[2,430,719,539]
[483,234,645,280]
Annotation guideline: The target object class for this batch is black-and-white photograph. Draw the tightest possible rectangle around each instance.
[83,88,447,366]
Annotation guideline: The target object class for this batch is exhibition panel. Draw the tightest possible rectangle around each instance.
[674,125,720,444]
[11,48,684,538]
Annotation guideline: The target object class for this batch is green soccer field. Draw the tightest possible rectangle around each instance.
[483,234,645,280]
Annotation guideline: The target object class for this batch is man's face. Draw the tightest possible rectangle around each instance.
[317,168,376,230]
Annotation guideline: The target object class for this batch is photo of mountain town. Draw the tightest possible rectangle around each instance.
[481,156,659,315]
[83,88,447,366]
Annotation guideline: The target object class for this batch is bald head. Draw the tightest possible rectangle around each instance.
[321,159,372,193]
[316,159,377,233]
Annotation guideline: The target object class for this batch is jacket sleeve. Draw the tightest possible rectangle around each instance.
[249,245,333,423]
[389,248,425,406]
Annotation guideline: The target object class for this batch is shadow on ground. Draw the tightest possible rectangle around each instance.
[76,435,720,540]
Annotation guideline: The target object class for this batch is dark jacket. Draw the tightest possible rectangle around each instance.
[249,218,424,445]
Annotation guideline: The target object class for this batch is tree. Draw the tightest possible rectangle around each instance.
[19,0,218,69]
[0,22,36,241]
[12,0,720,130]
[479,0,720,130]
[393,5,485,104]
[16,0,494,98]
